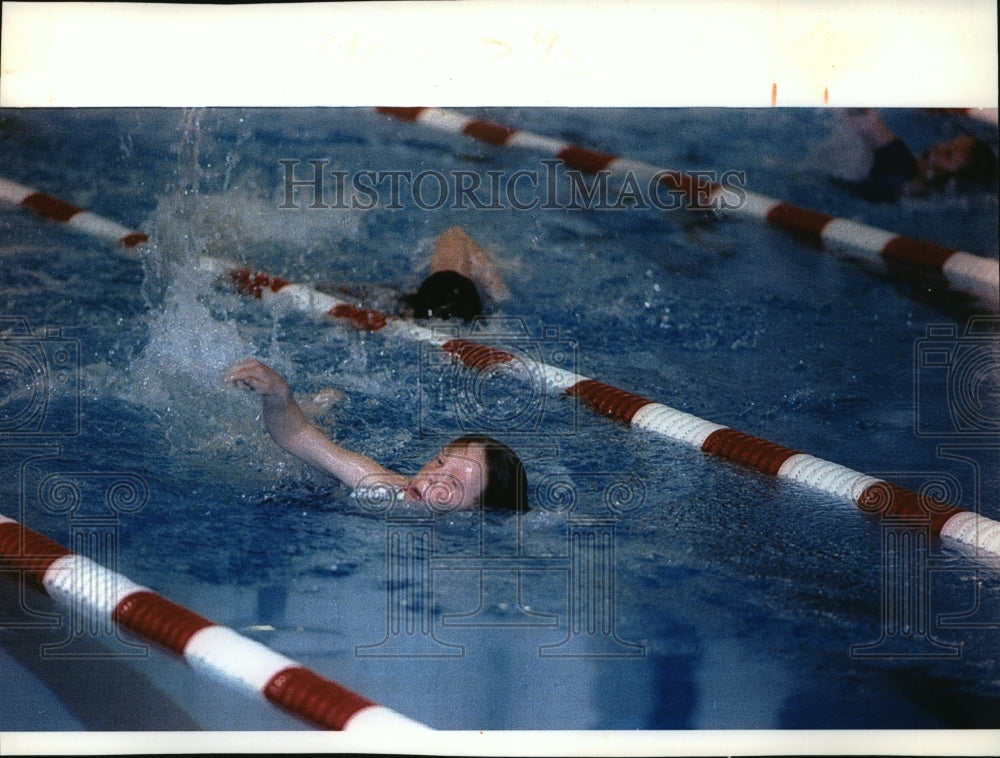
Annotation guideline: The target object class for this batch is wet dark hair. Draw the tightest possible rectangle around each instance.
[405,270,483,322]
[449,433,528,512]
[955,138,998,186]
[923,136,999,191]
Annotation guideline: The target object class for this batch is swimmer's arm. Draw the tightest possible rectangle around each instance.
[224,359,406,490]
[843,108,897,151]
[273,422,407,491]
[431,226,510,302]
[467,245,510,302]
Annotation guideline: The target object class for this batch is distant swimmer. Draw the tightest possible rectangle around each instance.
[822,109,997,203]
[321,226,511,322]
[224,358,528,512]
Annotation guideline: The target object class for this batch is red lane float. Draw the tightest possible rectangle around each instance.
[375,107,999,309]
[204,255,1000,560]
[0,513,431,733]
[5,177,997,554]
[0,177,148,248]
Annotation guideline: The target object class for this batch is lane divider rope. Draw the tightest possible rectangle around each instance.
[0,177,148,248]
[374,107,1000,309]
[0,512,432,733]
[8,168,996,728]
[4,177,998,555]
[205,255,1000,560]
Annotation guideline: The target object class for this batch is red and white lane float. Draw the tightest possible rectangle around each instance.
[0,177,148,248]
[3,177,998,556]
[375,107,1000,310]
[0,512,432,733]
[7,164,997,735]
[204,254,1000,560]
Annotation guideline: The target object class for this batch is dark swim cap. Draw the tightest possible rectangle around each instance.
[407,270,483,322]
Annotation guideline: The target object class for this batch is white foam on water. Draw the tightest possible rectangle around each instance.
[125,273,249,408]
[110,109,303,468]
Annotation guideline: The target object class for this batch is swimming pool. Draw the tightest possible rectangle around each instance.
[1,106,999,733]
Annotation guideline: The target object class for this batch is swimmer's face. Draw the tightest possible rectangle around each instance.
[923,135,978,176]
[405,442,487,511]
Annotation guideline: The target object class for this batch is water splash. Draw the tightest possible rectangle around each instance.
[113,110,280,470]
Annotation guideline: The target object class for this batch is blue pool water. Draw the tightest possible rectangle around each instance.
[1,107,999,732]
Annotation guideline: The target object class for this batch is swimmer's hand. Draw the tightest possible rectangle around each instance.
[224,358,291,397]
[225,358,308,450]
[224,359,399,490]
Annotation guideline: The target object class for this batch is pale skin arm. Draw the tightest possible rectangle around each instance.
[843,108,897,151]
[223,359,408,491]
[842,109,934,194]
[429,226,510,302]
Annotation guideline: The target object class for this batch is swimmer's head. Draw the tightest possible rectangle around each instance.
[406,434,528,512]
[921,135,998,188]
[406,270,483,322]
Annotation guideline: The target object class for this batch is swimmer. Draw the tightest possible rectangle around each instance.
[224,358,528,512]
[324,226,510,322]
[827,109,997,202]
